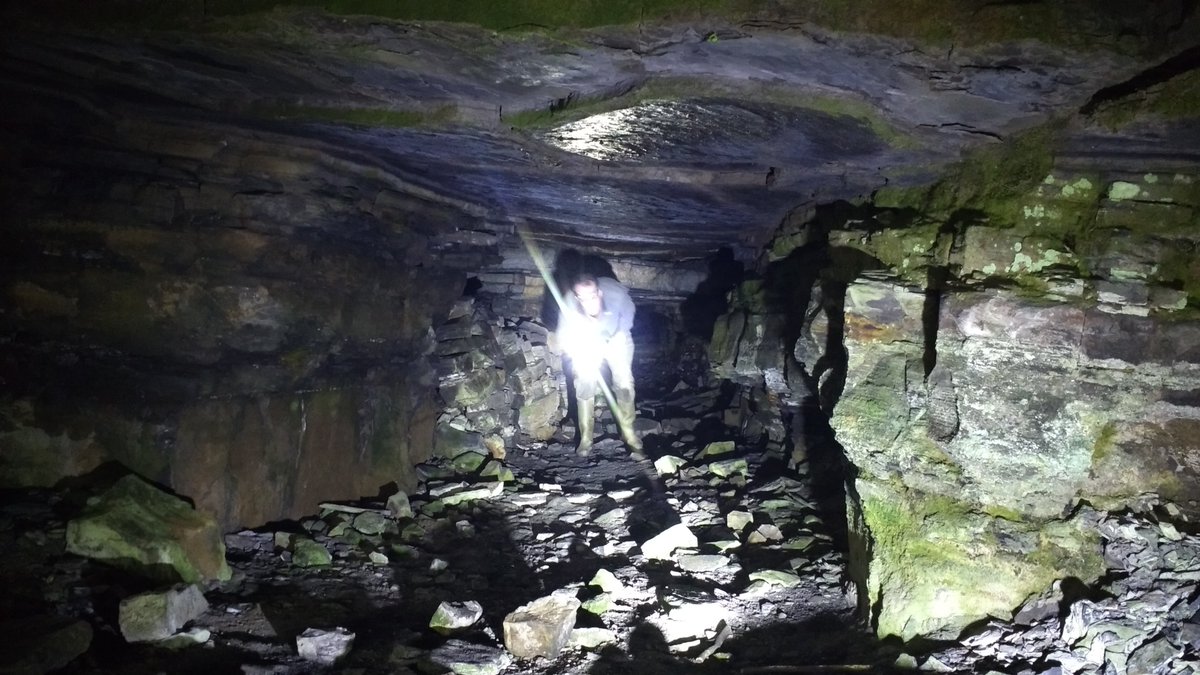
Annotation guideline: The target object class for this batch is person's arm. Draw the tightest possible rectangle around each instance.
[615,286,635,335]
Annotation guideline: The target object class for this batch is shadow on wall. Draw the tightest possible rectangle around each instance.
[763,202,885,417]
[680,246,744,341]
[756,202,892,557]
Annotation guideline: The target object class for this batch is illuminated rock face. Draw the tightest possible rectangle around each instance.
[832,278,1199,639]
[709,147,1200,639]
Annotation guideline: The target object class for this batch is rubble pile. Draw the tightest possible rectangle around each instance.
[433,297,567,461]
[0,378,871,674]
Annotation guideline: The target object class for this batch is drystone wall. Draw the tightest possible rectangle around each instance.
[431,296,567,461]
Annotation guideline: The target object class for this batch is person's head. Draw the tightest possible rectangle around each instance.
[572,275,603,317]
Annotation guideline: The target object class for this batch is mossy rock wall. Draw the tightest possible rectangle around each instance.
[831,274,1198,639]
[771,118,1200,641]
[849,480,1102,641]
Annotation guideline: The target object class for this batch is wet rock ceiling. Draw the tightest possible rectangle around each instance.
[4,3,1197,276]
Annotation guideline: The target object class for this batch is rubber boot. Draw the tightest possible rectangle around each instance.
[575,397,595,457]
[614,387,644,459]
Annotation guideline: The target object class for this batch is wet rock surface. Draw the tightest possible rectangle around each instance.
[0,13,1150,257]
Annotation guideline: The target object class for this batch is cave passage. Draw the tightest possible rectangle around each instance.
[3,3,1200,674]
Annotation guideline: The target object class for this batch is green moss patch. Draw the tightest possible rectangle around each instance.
[875,124,1061,225]
[37,0,1167,55]
[1091,69,1200,130]
[65,474,231,583]
[846,223,942,280]
[1091,421,1118,463]
[252,104,457,128]
[316,0,735,30]
[38,0,740,31]
[858,481,1101,640]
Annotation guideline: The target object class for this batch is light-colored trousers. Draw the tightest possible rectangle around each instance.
[574,330,635,401]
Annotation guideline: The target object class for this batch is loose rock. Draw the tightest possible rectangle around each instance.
[726,511,754,531]
[296,627,355,665]
[654,455,687,475]
[569,627,617,649]
[430,601,484,634]
[502,592,581,659]
[426,639,512,675]
[589,568,624,593]
[66,474,230,583]
[640,523,698,560]
[677,554,732,573]
[387,491,414,519]
[352,511,389,535]
[292,537,332,567]
[118,584,209,643]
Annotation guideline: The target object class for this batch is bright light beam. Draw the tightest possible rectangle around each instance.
[516,223,632,447]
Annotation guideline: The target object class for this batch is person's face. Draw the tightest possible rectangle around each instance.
[573,282,603,318]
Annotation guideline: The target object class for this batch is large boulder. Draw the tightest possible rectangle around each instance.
[830,277,1199,639]
[66,474,231,583]
[502,592,581,659]
[847,480,1101,641]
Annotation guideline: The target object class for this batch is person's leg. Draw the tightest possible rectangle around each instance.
[606,332,643,456]
[573,372,598,456]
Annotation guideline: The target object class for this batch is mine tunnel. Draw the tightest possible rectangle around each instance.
[2,2,1200,674]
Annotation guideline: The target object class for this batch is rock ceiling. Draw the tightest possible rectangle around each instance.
[2,7,1197,272]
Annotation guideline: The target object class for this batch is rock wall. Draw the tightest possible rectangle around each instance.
[711,119,1200,641]
[0,105,488,530]
[170,383,439,532]
[843,137,1200,639]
